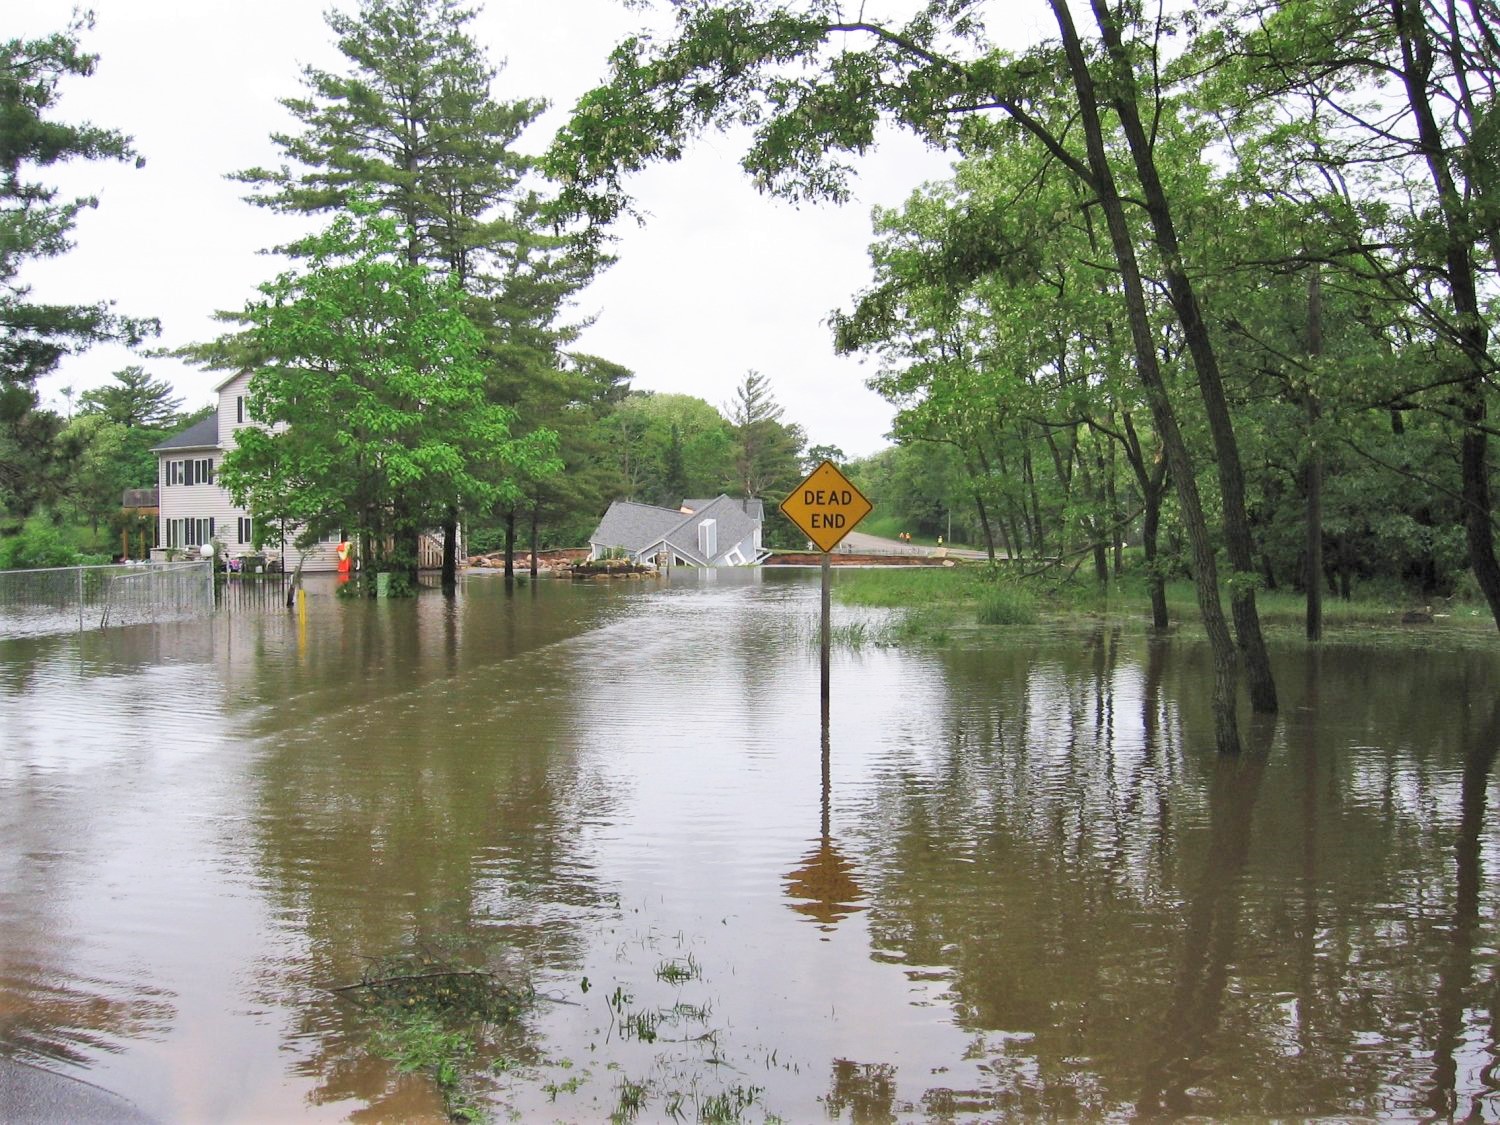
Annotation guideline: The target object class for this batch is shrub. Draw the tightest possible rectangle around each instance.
[0,521,79,570]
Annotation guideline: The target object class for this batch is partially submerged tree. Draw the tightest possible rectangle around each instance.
[215,203,559,592]
[1215,0,1500,632]
[235,0,593,588]
[546,0,1269,748]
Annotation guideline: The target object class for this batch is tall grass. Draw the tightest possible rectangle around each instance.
[832,567,971,608]
[832,566,1036,628]
[831,563,1492,644]
[976,581,1037,625]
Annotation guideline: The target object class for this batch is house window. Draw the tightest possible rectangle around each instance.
[237,517,254,546]
[236,396,244,424]
[165,458,212,485]
[167,517,216,547]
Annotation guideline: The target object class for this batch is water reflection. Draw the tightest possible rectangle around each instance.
[785,705,866,929]
[846,629,1500,1117]
[1136,722,1273,1116]
[1,578,1498,1120]
[1428,686,1500,1118]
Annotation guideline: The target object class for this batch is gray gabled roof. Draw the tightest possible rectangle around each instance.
[684,497,765,521]
[589,501,691,554]
[662,495,758,563]
[150,414,220,452]
[590,495,761,565]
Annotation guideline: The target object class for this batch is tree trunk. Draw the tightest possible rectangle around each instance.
[441,507,458,595]
[1305,269,1324,642]
[1141,458,1170,632]
[1087,0,1277,714]
[1123,413,1171,633]
[1049,0,1240,752]
[1005,512,1024,561]
[1022,447,1044,558]
[391,494,419,590]
[529,503,540,578]
[971,449,999,563]
[1107,437,1123,577]
[1394,0,1500,629]
[503,509,516,581]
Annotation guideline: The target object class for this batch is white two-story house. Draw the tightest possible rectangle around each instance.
[150,370,344,571]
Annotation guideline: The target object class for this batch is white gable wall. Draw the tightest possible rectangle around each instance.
[155,370,343,571]
[217,369,253,454]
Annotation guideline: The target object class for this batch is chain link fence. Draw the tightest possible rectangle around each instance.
[0,561,214,639]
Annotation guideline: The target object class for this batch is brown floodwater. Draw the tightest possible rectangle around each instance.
[2,569,1498,1121]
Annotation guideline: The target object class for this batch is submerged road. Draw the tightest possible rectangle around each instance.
[0,1058,154,1123]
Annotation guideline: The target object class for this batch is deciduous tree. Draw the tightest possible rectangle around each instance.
[215,204,558,590]
[235,0,590,586]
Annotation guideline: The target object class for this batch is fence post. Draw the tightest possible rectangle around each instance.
[77,566,84,633]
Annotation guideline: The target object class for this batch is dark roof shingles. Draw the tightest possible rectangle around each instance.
[151,414,220,452]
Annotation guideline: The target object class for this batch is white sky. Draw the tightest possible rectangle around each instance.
[14,1,1046,458]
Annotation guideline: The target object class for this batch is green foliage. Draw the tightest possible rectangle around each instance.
[214,202,559,576]
[849,444,977,545]
[727,370,805,500]
[77,366,182,428]
[234,0,539,255]
[547,0,1500,654]
[597,390,735,505]
[0,518,78,569]
[0,15,157,522]
[226,0,606,567]
[350,941,532,1122]
[832,567,974,609]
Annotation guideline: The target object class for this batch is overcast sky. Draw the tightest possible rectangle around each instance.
[16,2,1048,458]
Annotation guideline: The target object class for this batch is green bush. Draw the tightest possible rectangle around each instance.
[0,521,79,570]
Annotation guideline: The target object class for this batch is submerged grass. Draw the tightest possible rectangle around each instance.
[831,566,1035,637]
[831,562,1496,647]
[338,942,535,1122]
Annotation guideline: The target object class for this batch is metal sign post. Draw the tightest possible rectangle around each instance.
[780,461,873,703]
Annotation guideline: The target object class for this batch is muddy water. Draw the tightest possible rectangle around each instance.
[2,570,1498,1121]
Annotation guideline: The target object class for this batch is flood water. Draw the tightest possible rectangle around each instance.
[2,569,1498,1122]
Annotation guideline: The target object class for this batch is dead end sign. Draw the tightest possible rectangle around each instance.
[780,461,873,553]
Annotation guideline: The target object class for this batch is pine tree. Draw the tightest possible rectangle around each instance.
[233,0,593,585]
[78,366,182,429]
[729,371,804,499]
[0,15,155,521]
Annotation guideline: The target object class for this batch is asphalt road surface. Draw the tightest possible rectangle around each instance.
[835,529,991,560]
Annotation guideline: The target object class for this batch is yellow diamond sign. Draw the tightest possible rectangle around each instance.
[780,461,872,553]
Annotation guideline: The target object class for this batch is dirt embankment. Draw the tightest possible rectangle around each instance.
[466,548,588,571]
[466,548,956,573]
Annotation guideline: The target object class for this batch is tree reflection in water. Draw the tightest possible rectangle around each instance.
[6,578,1500,1120]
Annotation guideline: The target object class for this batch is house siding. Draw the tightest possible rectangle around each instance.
[152,370,344,571]
[218,369,253,454]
